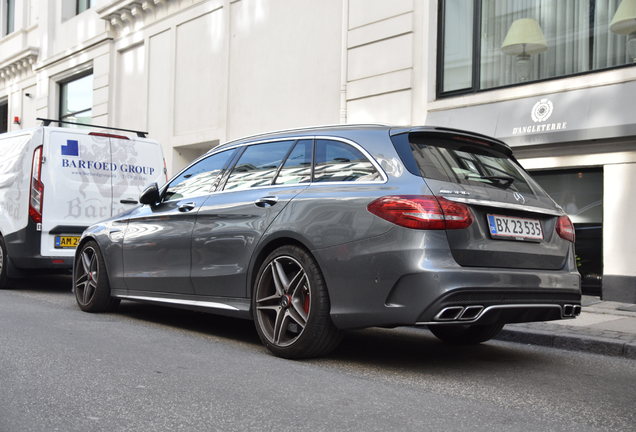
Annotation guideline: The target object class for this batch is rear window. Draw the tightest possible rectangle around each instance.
[392,133,543,195]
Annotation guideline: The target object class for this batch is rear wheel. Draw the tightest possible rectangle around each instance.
[0,236,8,289]
[74,241,119,312]
[429,322,504,345]
[252,245,342,359]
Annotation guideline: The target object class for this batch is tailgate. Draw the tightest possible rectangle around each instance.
[392,131,570,270]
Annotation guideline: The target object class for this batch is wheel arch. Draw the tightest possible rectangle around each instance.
[247,232,321,307]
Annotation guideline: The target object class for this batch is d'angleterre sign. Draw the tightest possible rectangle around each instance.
[512,98,568,136]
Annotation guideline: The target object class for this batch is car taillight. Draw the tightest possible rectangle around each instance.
[29,145,44,224]
[556,215,575,242]
[367,195,473,230]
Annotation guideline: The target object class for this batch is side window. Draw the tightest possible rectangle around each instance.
[224,141,294,191]
[164,149,235,201]
[313,139,381,183]
[274,139,312,185]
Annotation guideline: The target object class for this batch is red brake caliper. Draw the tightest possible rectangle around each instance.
[303,289,310,314]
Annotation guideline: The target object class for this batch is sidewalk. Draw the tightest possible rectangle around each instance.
[496,296,636,359]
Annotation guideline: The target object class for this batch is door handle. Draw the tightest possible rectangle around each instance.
[254,196,279,207]
[178,202,196,212]
[120,198,138,205]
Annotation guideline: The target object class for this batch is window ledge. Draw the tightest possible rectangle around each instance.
[430,66,636,112]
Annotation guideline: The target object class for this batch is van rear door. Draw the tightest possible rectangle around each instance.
[41,130,115,258]
[109,135,165,216]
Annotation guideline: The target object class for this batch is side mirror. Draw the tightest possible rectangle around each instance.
[139,183,160,206]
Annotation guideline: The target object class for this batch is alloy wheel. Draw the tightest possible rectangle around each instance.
[75,246,99,306]
[255,255,311,347]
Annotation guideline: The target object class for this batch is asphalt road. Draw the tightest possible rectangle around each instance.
[1,276,634,432]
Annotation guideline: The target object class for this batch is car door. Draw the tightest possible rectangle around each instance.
[121,149,236,294]
[191,139,312,298]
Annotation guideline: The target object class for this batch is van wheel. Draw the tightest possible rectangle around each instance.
[252,245,342,359]
[0,236,8,289]
[74,241,120,312]
[429,322,504,345]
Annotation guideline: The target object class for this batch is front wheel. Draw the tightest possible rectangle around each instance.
[74,241,120,312]
[252,245,342,359]
[429,322,504,345]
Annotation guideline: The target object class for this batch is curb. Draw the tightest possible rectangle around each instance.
[496,327,636,359]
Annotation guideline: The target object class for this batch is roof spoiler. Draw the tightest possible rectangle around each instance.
[390,126,513,157]
[36,118,148,138]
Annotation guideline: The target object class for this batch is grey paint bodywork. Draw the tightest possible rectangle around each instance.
[76,125,581,329]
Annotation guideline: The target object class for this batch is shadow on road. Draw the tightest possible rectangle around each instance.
[5,275,544,369]
[6,274,72,293]
[325,327,542,370]
[114,300,540,370]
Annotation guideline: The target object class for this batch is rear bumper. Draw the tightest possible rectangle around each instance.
[328,266,581,329]
[4,221,74,270]
[314,228,581,330]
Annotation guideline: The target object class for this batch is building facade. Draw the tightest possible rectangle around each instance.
[1,0,635,302]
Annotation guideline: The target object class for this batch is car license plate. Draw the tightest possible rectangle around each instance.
[487,214,543,241]
[55,235,80,249]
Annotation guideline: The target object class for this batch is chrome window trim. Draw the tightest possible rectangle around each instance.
[207,135,388,187]
[442,196,564,216]
[114,294,239,311]
[157,135,388,204]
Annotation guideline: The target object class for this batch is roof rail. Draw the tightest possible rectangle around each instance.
[36,118,148,138]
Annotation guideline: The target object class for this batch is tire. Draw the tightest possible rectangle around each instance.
[74,241,120,312]
[252,245,342,359]
[429,322,505,345]
[0,235,8,289]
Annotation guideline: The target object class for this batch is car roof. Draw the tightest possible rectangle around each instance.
[210,124,512,156]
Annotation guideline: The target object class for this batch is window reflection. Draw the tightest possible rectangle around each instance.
[313,140,381,183]
[224,141,294,191]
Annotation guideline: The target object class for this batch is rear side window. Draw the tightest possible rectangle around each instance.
[224,141,294,191]
[393,133,540,195]
[164,149,235,201]
[274,139,312,185]
[313,139,381,183]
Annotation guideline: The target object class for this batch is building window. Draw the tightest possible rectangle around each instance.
[76,0,93,15]
[4,0,15,35]
[0,100,8,133]
[438,0,636,96]
[59,72,93,126]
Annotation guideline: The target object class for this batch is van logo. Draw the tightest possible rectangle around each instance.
[61,140,79,157]
[513,192,525,204]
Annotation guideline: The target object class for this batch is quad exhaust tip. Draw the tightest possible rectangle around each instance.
[434,305,485,321]
[433,303,581,322]
[562,304,582,317]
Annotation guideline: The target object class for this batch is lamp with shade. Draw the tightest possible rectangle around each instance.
[501,18,548,82]
[610,0,636,62]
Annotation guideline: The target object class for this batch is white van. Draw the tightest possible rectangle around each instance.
[0,124,166,287]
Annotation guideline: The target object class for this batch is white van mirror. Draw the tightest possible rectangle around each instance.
[139,183,160,206]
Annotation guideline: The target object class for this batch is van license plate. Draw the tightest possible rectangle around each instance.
[487,214,543,241]
[55,236,80,249]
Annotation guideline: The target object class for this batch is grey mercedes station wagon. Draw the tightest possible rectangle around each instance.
[73,125,581,358]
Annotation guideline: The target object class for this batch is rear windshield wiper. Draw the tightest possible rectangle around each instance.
[465,174,515,187]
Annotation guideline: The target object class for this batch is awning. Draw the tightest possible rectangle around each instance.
[426,81,636,147]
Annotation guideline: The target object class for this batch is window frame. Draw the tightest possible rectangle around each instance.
[58,70,94,126]
[4,0,15,35]
[161,148,238,203]
[436,0,636,98]
[200,135,387,195]
[76,0,93,15]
